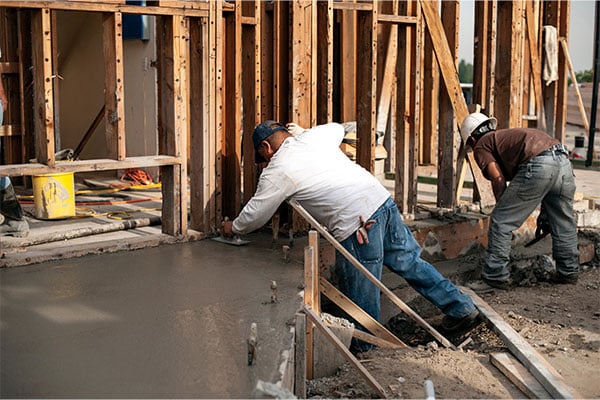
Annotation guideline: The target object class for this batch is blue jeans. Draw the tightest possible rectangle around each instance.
[334,197,475,326]
[484,153,579,282]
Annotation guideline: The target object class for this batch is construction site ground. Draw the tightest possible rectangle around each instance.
[1,126,600,398]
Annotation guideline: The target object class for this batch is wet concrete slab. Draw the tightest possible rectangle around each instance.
[0,232,305,398]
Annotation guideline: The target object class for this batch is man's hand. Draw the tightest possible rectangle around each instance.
[286,122,305,136]
[222,219,234,238]
[535,218,551,239]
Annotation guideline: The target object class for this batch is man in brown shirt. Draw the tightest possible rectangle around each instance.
[461,112,579,290]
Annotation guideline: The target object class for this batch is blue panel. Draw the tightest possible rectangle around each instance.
[123,0,149,41]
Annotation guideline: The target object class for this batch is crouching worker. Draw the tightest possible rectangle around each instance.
[460,112,579,291]
[222,121,480,350]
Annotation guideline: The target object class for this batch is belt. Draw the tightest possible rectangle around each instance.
[537,143,568,157]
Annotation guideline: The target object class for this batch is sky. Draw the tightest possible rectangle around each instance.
[458,0,596,73]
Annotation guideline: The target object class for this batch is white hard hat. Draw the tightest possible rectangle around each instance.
[460,112,497,142]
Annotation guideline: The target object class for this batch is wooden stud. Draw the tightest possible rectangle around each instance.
[340,3,357,123]
[395,0,417,214]
[437,0,459,209]
[542,1,559,134]
[308,230,320,314]
[525,1,546,131]
[356,2,377,172]
[317,0,333,124]
[102,11,125,160]
[223,1,242,217]
[554,0,570,142]
[421,0,438,166]
[31,8,54,166]
[188,17,205,232]
[294,312,307,399]
[303,245,315,380]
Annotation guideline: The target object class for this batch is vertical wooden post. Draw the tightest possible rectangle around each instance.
[356,2,377,173]
[303,244,315,380]
[554,0,570,142]
[525,1,545,130]
[161,14,189,236]
[291,0,313,127]
[189,17,205,232]
[308,230,320,313]
[421,0,439,166]
[32,8,54,166]
[317,0,333,124]
[242,0,262,205]
[473,0,497,115]
[223,1,242,217]
[495,0,525,128]
[273,1,290,122]
[542,2,559,135]
[294,312,307,398]
[395,0,418,214]
[341,3,357,123]
[437,0,459,208]
[103,11,125,160]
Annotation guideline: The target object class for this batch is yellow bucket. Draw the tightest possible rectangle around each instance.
[32,172,75,220]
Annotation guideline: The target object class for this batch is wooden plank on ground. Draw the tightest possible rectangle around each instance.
[319,277,407,347]
[462,287,583,399]
[490,352,552,399]
[303,305,387,398]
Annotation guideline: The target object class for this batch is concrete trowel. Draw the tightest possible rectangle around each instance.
[211,216,251,246]
[211,234,251,246]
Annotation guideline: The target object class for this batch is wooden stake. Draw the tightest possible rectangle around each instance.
[303,305,388,398]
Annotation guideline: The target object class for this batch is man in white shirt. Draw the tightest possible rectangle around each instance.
[223,121,479,349]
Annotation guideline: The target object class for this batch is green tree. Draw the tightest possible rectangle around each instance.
[458,59,473,83]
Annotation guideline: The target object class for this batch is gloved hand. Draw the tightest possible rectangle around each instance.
[535,218,551,239]
[286,122,306,136]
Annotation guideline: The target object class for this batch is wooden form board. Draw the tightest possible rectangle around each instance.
[463,287,582,399]
[490,352,552,399]
[303,305,387,398]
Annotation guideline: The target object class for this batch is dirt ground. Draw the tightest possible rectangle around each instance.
[307,233,600,399]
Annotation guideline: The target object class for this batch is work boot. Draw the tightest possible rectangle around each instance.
[0,218,29,237]
[0,185,24,221]
[467,278,511,293]
[439,309,481,335]
[0,185,29,237]
[549,272,579,285]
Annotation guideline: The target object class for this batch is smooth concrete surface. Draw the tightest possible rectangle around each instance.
[1,232,304,398]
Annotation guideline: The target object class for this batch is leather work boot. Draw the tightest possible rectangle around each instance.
[0,185,29,237]
[0,218,29,237]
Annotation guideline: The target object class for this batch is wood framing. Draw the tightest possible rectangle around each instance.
[0,0,576,244]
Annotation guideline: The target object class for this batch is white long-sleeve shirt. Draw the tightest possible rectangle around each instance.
[232,123,391,241]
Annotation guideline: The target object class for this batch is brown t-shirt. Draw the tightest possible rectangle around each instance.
[473,128,559,181]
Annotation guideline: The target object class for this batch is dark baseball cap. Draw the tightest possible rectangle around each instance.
[252,120,287,163]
